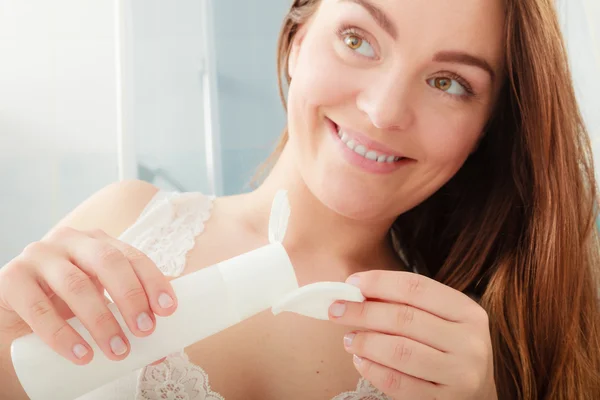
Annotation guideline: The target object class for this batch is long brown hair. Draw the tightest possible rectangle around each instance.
[260,0,600,398]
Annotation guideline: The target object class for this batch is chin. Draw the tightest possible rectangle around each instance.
[286,120,399,222]
[303,164,397,222]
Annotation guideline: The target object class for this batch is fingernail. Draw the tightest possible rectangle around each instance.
[353,354,362,366]
[137,312,153,332]
[158,292,174,309]
[110,336,128,355]
[346,274,360,286]
[150,357,166,366]
[73,344,88,359]
[330,302,346,317]
[344,332,355,348]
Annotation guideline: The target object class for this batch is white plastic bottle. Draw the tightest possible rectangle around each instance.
[10,190,299,400]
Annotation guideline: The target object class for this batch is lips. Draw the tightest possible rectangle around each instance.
[329,118,408,160]
[325,118,414,174]
[336,128,404,163]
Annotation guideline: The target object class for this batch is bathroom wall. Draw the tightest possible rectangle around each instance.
[0,0,120,265]
[212,1,290,194]
[129,0,212,193]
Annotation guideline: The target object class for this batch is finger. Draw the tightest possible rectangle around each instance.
[41,255,132,360]
[330,300,461,352]
[351,352,438,399]
[346,270,480,323]
[43,280,104,321]
[52,228,159,340]
[90,231,178,317]
[345,331,455,385]
[2,266,94,365]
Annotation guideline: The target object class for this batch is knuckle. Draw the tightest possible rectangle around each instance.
[21,241,48,259]
[50,323,72,344]
[29,299,53,320]
[87,228,107,238]
[94,245,124,267]
[64,268,92,296]
[404,273,423,296]
[122,286,147,303]
[392,339,413,365]
[120,246,148,264]
[382,369,402,392]
[3,258,27,274]
[49,226,77,241]
[395,305,415,328]
[1,317,30,336]
[94,310,117,329]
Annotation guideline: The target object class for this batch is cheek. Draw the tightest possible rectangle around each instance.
[400,107,485,202]
[286,34,357,161]
[418,109,483,170]
[395,115,484,213]
[289,37,356,115]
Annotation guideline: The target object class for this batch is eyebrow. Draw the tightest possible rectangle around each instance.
[340,0,398,39]
[433,51,496,82]
[340,0,496,83]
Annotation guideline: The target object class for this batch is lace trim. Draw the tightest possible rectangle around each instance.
[332,377,393,400]
[138,352,390,400]
[137,352,224,400]
[129,192,214,277]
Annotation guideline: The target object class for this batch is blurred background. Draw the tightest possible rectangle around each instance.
[0,0,598,266]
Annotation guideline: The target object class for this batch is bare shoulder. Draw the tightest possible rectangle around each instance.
[47,179,160,238]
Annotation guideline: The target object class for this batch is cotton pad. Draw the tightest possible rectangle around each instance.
[271,281,365,320]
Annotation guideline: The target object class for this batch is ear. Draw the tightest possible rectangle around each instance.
[288,26,308,79]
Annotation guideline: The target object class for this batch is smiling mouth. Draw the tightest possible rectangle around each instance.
[332,123,406,164]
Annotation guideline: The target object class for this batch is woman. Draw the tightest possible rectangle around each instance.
[1,0,599,398]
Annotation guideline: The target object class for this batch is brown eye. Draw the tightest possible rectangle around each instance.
[344,35,362,50]
[434,78,452,91]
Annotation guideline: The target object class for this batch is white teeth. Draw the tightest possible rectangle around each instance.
[354,145,367,156]
[337,128,401,163]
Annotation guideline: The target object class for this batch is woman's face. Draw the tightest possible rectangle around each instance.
[286,0,505,221]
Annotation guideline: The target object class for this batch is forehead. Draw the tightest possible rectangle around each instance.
[320,0,506,68]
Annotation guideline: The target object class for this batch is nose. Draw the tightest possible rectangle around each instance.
[356,73,415,131]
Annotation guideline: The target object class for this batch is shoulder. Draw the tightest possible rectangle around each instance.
[47,179,161,238]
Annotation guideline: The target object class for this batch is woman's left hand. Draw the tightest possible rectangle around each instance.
[329,270,497,400]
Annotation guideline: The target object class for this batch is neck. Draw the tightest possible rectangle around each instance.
[236,148,400,275]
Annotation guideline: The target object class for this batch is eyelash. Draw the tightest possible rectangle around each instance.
[335,24,376,59]
[433,71,476,101]
[335,24,476,101]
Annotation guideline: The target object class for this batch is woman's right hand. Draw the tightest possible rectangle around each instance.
[0,226,178,365]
